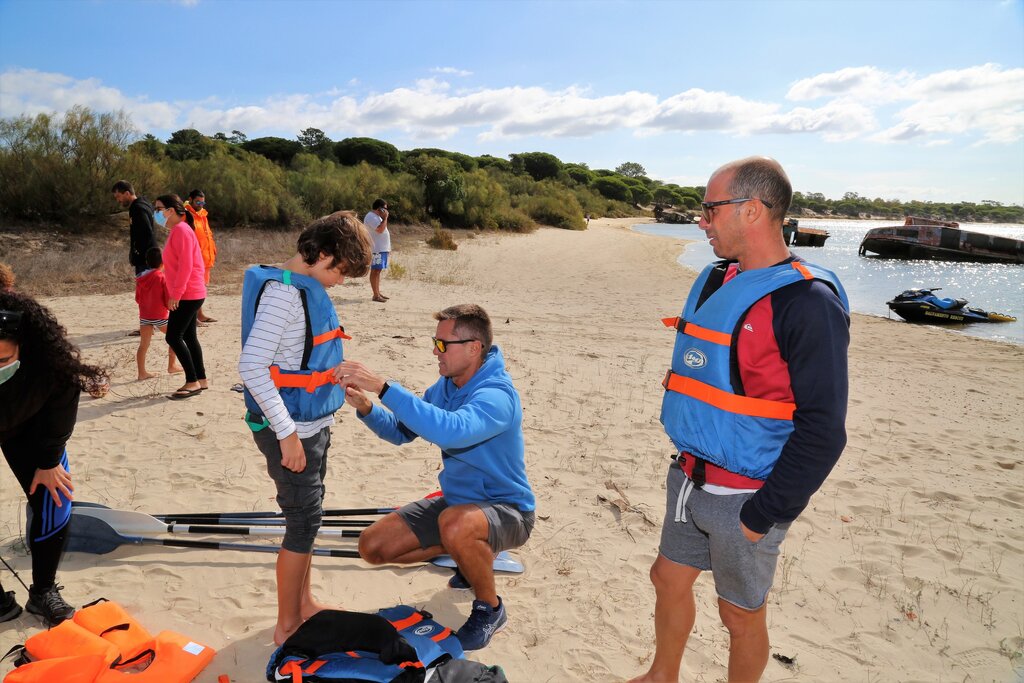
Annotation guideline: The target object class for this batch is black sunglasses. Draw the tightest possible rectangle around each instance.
[0,310,23,337]
[431,337,476,353]
[700,197,773,223]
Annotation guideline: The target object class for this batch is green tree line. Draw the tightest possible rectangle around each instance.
[1,107,1020,230]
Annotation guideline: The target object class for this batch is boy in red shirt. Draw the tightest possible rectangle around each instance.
[135,247,181,380]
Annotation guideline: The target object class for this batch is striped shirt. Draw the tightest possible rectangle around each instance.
[238,280,334,439]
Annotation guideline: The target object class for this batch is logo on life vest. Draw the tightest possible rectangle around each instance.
[414,625,435,636]
[683,348,707,369]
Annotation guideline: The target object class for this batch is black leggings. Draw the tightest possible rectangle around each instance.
[2,440,71,592]
[165,298,206,383]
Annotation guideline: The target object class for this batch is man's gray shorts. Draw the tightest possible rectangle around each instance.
[659,463,790,610]
[253,426,331,554]
[397,496,535,553]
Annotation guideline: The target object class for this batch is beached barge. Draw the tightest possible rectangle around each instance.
[783,219,830,247]
[859,217,1024,264]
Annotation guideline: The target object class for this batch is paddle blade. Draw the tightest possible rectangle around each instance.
[65,514,136,554]
[430,551,524,574]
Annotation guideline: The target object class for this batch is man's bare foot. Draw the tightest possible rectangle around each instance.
[168,366,184,375]
[138,372,158,381]
[372,295,386,303]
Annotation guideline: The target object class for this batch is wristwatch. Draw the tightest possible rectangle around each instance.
[378,380,395,399]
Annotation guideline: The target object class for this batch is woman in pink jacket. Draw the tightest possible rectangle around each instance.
[154,194,208,400]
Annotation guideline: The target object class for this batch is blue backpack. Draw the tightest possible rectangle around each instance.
[266,606,464,682]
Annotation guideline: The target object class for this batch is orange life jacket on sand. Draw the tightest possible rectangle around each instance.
[3,599,216,683]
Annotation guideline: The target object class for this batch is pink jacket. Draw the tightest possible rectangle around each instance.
[163,221,207,301]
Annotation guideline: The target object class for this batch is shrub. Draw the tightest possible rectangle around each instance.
[591,176,632,202]
[242,136,303,165]
[426,227,458,250]
[509,152,563,181]
[334,137,401,171]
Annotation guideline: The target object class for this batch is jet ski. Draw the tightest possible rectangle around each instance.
[886,288,1017,324]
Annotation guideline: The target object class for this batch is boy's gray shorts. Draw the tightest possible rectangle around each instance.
[659,463,790,610]
[397,495,535,553]
[253,426,331,554]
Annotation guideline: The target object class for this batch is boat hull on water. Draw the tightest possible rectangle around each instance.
[886,288,1017,325]
[859,217,1024,264]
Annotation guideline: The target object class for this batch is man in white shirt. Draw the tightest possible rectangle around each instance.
[363,198,391,303]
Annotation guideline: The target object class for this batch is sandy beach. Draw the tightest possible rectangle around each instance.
[1,217,1022,682]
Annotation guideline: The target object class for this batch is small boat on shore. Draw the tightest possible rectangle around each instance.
[783,218,829,247]
[886,288,1017,324]
[859,216,1024,264]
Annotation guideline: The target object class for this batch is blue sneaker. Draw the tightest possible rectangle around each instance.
[455,598,507,651]
[448,569,471,590]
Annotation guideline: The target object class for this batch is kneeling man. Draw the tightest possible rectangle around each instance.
[336,304,535,651]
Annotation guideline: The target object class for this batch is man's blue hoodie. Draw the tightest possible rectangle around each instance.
[358,345,535,511]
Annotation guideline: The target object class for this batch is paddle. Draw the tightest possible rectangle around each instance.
[71,502,372,527]
[156,506,398,521]
[65,512,361,558]
[71,507,362,539]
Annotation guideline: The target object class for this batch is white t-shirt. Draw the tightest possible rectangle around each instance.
[363,211,391,254]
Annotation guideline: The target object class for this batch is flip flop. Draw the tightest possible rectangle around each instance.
[202,317,218,323]
[168,388,202,400]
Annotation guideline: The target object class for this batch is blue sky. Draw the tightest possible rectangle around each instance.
[1,0,1022,204]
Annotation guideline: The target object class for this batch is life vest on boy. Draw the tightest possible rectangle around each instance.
[660,259,848,481]
[241,266,350,429]
[184,203,216,270]
[3,598,215,683]
[266,605,464,682]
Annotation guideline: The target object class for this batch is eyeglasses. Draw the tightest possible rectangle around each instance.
[700,197,773,223]
[0,310,22,336]
[432,337,476,353]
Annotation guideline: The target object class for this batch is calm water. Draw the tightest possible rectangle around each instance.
[634,218,1024,345]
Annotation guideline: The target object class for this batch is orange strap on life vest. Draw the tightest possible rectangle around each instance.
[662,370,795,420]
[791,261,814,280]
[313,327,351,345]
[661,317,732,346]
[269,366,338,394]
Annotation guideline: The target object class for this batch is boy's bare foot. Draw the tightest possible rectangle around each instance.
[168,366,184,375]
[138,372,158,381]
[273,620,302,646]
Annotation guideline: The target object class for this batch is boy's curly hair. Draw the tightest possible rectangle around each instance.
[296,211,373,278]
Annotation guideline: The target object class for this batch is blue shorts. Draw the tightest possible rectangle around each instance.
[371,252,389,270]
[659,463,790,610]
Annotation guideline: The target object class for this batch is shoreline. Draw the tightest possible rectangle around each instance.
[2,217,1022,681]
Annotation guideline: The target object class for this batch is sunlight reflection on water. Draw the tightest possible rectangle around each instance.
[635,218,1024,345]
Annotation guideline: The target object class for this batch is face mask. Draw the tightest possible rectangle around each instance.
[0,359,20,386]
[194,201,205,209]
[153,209,167,227]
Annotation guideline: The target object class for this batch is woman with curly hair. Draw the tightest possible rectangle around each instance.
[0,290,108,625]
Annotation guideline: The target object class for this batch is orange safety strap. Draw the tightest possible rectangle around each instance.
[398,661,426,670]
[791,261,814,280]
[430,627,453,642]
[388,612,424,632]
[313,327,352,345]
[278,660,303,683]
[663,370,795,420]
[661,317,732,346]
[269,365,337,393]
[304,660,326,674]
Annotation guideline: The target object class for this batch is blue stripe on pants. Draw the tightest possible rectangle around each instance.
[33,450,71,542]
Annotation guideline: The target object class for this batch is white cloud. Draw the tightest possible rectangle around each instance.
[1,65,1020,147]
[430,67,473,77]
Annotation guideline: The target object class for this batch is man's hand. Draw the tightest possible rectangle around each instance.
[167,298,180,311]
[29,464,74,506]
[279,432,306,473]
[345,385,373,416]
[334,360,386,396]
[740,521,765,543]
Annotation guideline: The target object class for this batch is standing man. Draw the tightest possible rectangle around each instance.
[363,198,390,303]
[336,304,535,651]
[112,180,157,276]
[185,189,218,323]
[630,157,850,683]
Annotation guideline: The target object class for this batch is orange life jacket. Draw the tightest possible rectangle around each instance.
[185,203,216,269]
[3,599,216,683]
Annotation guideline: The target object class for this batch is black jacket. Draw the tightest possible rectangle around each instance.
[128,197,157,271]
[0,363,80,470]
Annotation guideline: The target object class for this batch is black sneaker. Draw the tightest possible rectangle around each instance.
[25,584,74,626]
[448,568,472,590]
[455,597,507,651]
[0,590,22,622]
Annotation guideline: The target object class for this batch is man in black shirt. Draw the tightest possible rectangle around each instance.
[112,180,157,276]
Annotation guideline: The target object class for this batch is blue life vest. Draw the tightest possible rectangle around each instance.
[660,260,849,480]
[266,605,464,682]
[241,266,347,428]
